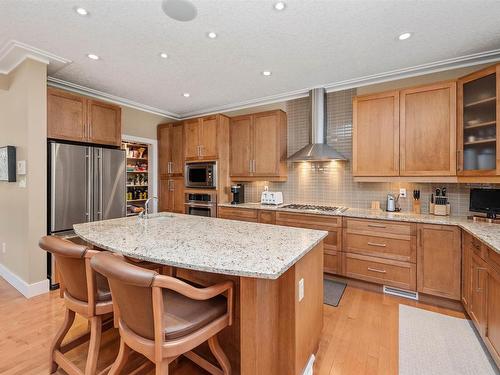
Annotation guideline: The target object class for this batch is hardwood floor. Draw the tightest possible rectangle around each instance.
[0,277,465,375]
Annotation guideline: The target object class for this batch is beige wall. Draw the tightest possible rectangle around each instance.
[0,59,47,285]
[121,106,175,139]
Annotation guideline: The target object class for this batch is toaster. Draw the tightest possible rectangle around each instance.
[260,191,283,205]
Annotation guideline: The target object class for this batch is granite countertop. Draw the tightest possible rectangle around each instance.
[218,202,500,254]
[74,213,327,280]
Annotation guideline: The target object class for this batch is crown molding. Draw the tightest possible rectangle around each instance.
[0,40,71,75]
[47,77,180,120]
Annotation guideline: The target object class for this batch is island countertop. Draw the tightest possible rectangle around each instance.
[73,213,328,279]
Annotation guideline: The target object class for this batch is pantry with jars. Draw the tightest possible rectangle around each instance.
[123,141,151,216]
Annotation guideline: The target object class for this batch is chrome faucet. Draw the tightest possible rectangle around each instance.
[140,197,158,219]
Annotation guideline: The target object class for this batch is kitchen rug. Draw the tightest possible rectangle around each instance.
[323,279,346,307]
[399,304,499,375]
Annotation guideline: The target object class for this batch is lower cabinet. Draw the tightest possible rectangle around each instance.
[486,264,500,367]
[218,207,259,222]
[417,224,461,300]
[159,177,184,213]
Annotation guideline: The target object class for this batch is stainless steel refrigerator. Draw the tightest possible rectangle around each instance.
[48,141,126,287]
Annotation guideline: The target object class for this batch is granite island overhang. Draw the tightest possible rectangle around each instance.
[74,212,328,374]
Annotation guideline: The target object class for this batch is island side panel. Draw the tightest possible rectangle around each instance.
[240,241,324,375]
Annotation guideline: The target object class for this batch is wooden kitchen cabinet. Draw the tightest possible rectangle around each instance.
[353,91,400,176]
[486,261,500,367]
[159,177,184,213]
[470,252,488,335]
[230,110,287,181]
[184,115,224,160]
[462,231,473,310]
[158,123,184,178]
[400,82,457,176]
[218,206,258,222]
[48,88,121,146]
[417,224,461,300]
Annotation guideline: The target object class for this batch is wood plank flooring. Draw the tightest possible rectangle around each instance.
[0,277,465,375]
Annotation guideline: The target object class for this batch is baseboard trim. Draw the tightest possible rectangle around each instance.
[0,263,49,298]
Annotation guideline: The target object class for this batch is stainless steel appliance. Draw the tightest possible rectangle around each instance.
[386,194,400,212]
[48,141,126,287]
[185,192,217,217]
[231,184,244,205]
[185,161,217,189]
[281,204,347,214]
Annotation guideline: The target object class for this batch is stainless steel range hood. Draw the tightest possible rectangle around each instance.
[288,88,346,162]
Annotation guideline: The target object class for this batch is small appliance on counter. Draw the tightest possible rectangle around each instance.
[261,191,283,205]
[429,187,451,216]
[231,184,245,205]
[469,188,500,223]
[386,194,400,212]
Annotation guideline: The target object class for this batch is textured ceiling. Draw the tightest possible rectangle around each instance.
[1,0,500,117]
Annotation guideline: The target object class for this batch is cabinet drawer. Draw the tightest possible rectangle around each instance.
[471,236,487,260]
[345,218,415,239]
[218,207,258,222]
[344,232,416,262]
[258,210,276,224]
[488,248,500,273]
[345,253,416,291]
[324,252,342,275]
[276,212,341,231]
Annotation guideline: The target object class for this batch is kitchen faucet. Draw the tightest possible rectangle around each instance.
[140,197,158,219]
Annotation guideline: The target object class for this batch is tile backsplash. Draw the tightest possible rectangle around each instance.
[242,89,497,217]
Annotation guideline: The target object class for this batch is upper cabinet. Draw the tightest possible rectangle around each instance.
[230,110,287,181]
[184,115,222,160]
[457,64,500,176]
[48,88,122,146]
[353,91,400,176]
[400,82,456,176]
[158,122,184,178]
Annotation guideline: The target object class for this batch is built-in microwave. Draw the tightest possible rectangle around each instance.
[185,161,217,189]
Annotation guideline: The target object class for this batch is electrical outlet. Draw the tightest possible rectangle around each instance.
[298,278,305,301]
[399,188,407,198]
[2,243,6,254]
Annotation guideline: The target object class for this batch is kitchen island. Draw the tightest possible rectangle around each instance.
[74,212,328,375]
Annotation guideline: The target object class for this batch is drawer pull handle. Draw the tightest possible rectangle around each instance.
[367,267,387,274]
[367,242,387,247]
[368,224,386,228]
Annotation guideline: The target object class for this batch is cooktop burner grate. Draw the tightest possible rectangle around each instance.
[282,204,348,213]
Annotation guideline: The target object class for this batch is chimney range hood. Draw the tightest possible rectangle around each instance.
[288,88,346,162]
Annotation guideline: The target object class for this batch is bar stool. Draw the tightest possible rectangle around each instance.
[39,236,114,375]
[90,252,233,375]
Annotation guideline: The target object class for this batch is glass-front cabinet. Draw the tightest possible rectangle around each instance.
[458,65,500,176]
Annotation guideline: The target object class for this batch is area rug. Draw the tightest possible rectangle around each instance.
[399,304,499,375]
[323,279,346,307]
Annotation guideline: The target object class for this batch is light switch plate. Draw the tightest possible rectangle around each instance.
[17,160,26,175]
[399,188,407,198]
[298,278,304,301]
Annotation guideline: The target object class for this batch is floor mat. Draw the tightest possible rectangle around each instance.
[323,279,346,307]
[399,304,499,375]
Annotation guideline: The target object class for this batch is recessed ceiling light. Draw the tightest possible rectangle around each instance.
[87,54,99,60]
[274,2,286,10]
[75,7,88,16]
[207,32,217,39]
[183,93,190,98]
[160,52,168,59]
[398,32,412,41]
[262,71,272,76]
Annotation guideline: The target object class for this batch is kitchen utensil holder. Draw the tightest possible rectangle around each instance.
[413,200,421,214]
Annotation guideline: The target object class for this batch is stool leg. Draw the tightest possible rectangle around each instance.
[208,335,231,375]
[85,315,102,375]
[155,358,169,375]
[49,308,75,373]
[108,338,131,375]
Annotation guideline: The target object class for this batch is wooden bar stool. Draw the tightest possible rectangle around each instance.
[90,252,233,375]
[39,236,114,375]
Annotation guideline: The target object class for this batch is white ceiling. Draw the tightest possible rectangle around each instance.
[1,0,500,118]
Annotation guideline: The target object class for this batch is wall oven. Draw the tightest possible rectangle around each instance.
[185,192,217,217]
[185,162,217,189]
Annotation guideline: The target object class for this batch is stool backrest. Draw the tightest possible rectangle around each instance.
[39,236,89,302]
[91,252,157,340]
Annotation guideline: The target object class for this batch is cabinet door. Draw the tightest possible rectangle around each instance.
[400,82,456,176]
[159,178,171,212]
[417,224,461,300]
[353,91,400,176]
[184,119,200,160]
[158,124,171,178]
[170,178,184,213]
[87,99,121,146]
[200,116,218,159]
[47,88,87,142]
[486,267,500,367]
[230,115,252,176]
[470,254,488,335]
[462,232,472,311]
[253,112,281,176]
[170,123,184,175]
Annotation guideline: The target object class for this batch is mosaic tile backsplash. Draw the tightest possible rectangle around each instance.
[242,89,497,217]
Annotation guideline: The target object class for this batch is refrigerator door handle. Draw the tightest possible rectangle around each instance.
[86,147,92,222]
[50,143,57,230]
[98,148,103,221]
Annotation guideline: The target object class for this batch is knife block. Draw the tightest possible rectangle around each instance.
[413,200,421,214]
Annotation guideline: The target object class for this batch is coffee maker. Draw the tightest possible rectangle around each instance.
[231,184,245,205]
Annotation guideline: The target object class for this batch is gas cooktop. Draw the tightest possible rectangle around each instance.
[282,204,348,213]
